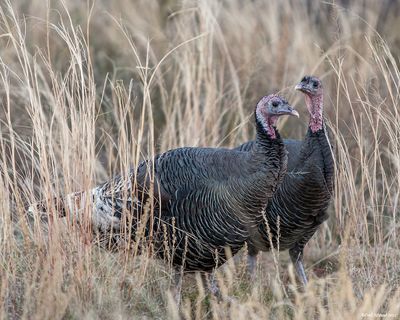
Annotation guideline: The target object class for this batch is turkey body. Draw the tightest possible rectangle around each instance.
[236,129,334,256]
[94,136,287,272]
[28,95,298,276]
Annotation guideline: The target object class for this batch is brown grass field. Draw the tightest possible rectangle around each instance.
[0,0,400,319]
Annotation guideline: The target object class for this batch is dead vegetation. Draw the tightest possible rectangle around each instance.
[0,0,399,319]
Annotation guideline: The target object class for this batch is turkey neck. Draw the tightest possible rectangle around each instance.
[305,93,323,133]
[255,115,286,165]
[303,92,332,167]
[248,116,288,198]
[289,91,334,213]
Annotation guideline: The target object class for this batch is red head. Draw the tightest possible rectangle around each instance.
[256,94,299,139]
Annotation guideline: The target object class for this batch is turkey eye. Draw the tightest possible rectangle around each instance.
[313,81,318,88]
[272,101,279,107]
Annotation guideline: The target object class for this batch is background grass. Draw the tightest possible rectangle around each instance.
[0,0,400,319]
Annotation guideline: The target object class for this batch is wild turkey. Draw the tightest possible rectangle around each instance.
[236,76,334,285]
[28,94,299,294]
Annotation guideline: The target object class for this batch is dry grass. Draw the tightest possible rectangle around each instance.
[0,0,400,319]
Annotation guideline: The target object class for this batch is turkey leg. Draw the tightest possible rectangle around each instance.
[289,246,308,286]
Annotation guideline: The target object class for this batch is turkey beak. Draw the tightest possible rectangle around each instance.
[295,83,303,91]
[288,108,299,117]
[278,104,299,117]
[295,82,310,94]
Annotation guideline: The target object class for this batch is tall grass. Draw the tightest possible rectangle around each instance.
[0,0,399,318]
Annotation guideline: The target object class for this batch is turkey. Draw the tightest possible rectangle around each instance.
[28,94,299,296]
[236,76,334,285]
